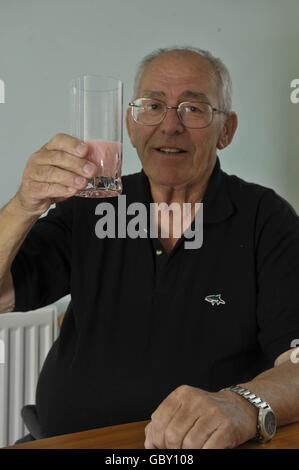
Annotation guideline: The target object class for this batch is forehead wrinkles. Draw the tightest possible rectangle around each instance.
[138,55,221,102]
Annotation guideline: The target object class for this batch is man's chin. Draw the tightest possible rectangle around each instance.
[143,167,193,189]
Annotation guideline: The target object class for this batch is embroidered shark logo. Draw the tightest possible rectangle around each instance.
[205,294,226,306]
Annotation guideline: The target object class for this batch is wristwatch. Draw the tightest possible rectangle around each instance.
[221,385,277,443]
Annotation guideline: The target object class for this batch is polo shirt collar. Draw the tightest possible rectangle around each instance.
[139,156,234,225]
[202,157,235,224]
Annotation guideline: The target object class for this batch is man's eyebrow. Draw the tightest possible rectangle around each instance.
[180,90,209,101]
[141,90,166,98]
[141,90,209,101]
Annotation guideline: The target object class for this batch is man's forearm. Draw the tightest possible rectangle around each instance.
[239,351,299,427]
[0,196,38,311]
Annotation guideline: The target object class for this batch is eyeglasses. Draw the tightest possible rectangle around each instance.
[129,98,227,129]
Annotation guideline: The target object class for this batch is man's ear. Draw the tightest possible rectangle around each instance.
[126,108,136,148]
[217,112,238,150]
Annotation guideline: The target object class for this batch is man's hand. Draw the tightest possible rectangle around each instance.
[144,385,258,449]
[15,133,98,217]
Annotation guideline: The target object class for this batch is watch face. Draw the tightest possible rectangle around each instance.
[264,411,276,436]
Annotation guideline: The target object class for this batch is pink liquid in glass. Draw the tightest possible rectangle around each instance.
[76,139,122,198]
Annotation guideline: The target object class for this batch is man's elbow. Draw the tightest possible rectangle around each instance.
[274,347,299,366]
[0,271,15,314]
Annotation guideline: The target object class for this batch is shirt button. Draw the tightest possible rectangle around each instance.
[156,249,163,256]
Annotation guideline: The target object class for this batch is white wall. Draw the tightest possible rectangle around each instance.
[0,0,298,314]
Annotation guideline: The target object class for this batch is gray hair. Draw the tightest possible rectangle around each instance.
[132,46,232,113]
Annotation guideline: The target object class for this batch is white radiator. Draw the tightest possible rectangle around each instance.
[0,305,58,447]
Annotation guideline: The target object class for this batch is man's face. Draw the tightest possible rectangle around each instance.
[126,51,233,190]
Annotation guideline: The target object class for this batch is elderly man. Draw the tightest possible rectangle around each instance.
[0,46,299,449]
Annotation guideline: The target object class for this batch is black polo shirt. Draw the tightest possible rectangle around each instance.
[11,158,299,438]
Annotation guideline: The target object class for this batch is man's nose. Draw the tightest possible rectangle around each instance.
[159,108,185,135]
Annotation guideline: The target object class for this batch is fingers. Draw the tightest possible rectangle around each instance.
[144,422,158,449]
[22,179,78,200]
[151,408,229,449]
[26,162,91,191]
[150,385,204,448]
[17,133,99,216]
[202,421,236,449]
[43,133,89,157]
[150,390,182,448]
[181,416,220,449]
[155,404,197,449]
[148,385,238,449]
[30,148,98,183]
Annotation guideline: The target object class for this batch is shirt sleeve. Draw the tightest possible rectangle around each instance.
[11,197,74,312]
[256,189,299,364]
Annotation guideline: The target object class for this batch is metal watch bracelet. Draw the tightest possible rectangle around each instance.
[221,385,274,442]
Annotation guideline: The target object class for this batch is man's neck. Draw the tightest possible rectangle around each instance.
[148,162,214,206]
[146,163,214,253]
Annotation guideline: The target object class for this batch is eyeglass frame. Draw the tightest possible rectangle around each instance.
[128,97,228,129]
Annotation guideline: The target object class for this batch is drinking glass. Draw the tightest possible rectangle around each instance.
[70,75,123,197]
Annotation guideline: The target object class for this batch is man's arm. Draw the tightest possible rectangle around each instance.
[0,133,98,313]
[0,197,39,313]
[237,347,299,427]
[144,347,299,449]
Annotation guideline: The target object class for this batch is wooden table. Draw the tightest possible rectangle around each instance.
[4,420,299,449]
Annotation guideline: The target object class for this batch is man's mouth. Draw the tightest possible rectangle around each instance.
[155,147,187,154]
